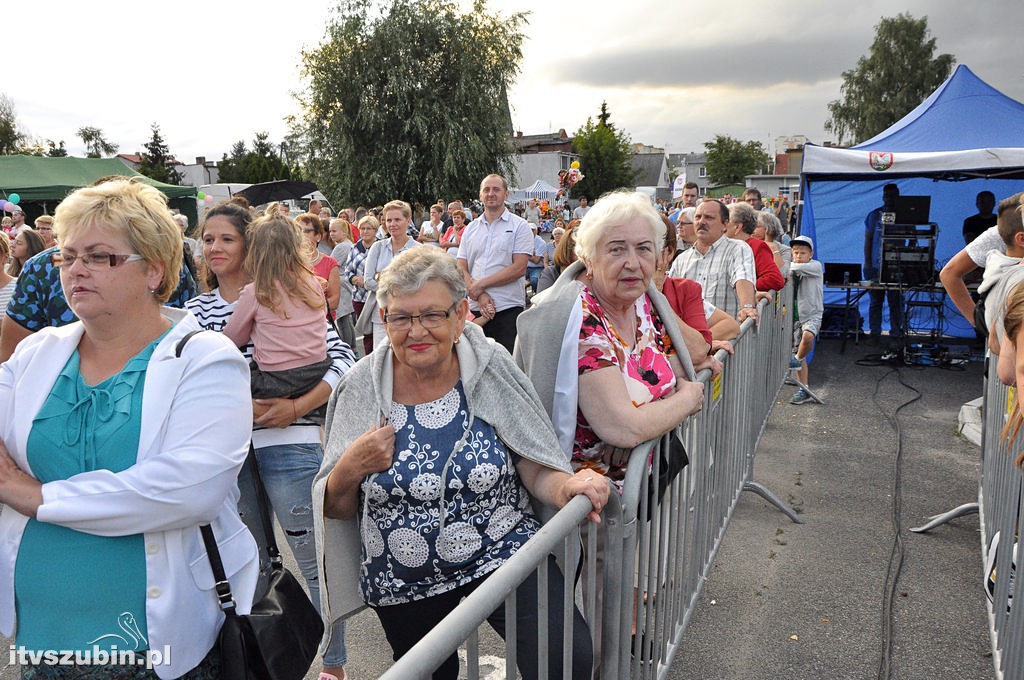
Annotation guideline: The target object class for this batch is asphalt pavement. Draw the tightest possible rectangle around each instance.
[670,336,992,680]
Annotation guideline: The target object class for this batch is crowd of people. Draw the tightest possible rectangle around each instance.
[0,170,825,679]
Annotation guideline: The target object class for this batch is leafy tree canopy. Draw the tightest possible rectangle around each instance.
[46,140,68,157]
[218,133,294,184]
[299,0,525,206]
[0,95,24,155]
[570,101,637,201]
[137,123,181,185]
[826,13,954,145]
[703,135,770,186]
[77,126,118,158]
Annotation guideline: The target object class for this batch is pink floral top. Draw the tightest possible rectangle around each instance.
[574,287,676,487]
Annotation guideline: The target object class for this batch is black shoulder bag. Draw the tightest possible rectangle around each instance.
[177,331,325,680]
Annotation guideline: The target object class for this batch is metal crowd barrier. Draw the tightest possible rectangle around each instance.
[381,283,799,679]
[978,357,1024,679]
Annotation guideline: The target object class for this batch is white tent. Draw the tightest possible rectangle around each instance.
[510,179,560,203]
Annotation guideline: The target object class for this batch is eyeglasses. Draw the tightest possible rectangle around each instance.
[53,251,144,270]
[301,228,317,235]
[383,303,457,331]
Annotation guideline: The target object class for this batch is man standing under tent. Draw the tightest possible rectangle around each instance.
[963,190,997,245]
[864,183,904,346]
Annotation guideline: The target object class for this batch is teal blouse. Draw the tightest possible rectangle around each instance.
[15,334,166,655]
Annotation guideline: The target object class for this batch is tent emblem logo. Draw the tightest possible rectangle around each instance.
[869,152,894,171]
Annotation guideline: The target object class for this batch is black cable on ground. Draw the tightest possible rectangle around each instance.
[872,368,922,680]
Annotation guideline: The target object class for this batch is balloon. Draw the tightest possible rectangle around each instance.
[7,194,19,205]
[570,161,580,170]
[196,192,205,200]
[205,195,214,203]
[0,201,7,212]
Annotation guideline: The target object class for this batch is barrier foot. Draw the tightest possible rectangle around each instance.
[743,481,805,524]
[789,369,825,404]
[909,502,979,533]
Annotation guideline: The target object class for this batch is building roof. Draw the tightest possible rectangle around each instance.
[668,152,707,168]
[512,129,573,153]
[632,153,667,187]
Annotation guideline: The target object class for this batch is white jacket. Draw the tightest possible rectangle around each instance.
[0,308,259,679]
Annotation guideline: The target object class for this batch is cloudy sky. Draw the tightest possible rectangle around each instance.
[4,0,1022,167]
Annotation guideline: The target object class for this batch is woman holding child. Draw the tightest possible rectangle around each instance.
[186,203,354,680]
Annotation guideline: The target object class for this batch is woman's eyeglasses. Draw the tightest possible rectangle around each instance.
[53,251,144,270]
[383,304,457,331]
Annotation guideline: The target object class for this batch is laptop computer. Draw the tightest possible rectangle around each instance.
[823,262,863,286]
[893,195,931,225]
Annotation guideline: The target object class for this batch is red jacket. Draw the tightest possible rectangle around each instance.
[747,238,784,291]
[661,277,714,345]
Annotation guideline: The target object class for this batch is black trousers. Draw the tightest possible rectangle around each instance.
[371,556,593,680]
[482,306,523,355]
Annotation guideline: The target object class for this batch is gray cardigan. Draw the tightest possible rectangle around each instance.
[312,323,570,625]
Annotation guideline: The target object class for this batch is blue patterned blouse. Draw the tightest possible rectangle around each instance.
[359,381,541,606]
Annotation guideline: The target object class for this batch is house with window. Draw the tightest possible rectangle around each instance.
[668,152,709,196]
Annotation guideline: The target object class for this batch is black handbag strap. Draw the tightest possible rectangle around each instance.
[177,330,284,611]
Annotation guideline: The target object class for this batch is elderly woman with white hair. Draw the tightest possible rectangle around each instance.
[515,190,705,489]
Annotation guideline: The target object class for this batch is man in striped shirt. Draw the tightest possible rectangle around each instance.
[668,199,759,323]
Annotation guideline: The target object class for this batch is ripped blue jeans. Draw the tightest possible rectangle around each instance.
[238,442,347,668]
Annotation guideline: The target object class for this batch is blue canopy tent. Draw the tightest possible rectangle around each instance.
[799,65,1024,337]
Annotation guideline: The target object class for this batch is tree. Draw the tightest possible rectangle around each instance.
[137,123,181,185]
[299,0,524,206]
[703,135,770,186]
[77,126,118,158]
[0,95,24,155]
[570,102,637,200]
[826,13,954,145]
[217,133,292,184]
[46,140,68,157]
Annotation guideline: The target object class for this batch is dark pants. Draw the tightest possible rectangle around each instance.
[869,288,904,339]
[371,556,592,680]
[334,312,356,351]
[352,301,375,356]
[482,306,523,355]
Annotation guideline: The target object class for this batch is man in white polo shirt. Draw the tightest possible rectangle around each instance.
[457,174,533,353]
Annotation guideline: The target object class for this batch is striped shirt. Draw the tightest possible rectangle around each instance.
[668,236,754,318]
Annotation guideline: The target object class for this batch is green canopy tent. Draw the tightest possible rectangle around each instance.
[0,155,198,227]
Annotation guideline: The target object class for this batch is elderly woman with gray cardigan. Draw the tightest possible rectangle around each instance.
[313,247,608,680]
